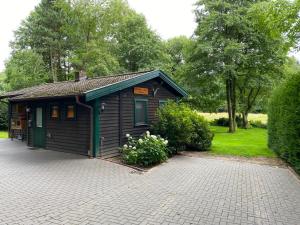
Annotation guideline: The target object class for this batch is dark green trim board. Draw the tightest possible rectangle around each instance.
[93,99,100,157]
[85,70,188,102]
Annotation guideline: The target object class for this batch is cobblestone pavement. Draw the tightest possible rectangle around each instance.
[0,139,300,225]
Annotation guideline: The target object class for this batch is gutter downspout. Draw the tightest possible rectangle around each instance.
[75,96,93,158]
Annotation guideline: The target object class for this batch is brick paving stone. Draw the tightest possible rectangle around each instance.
[0,139,300,225]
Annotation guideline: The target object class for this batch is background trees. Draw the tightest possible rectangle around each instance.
[6,0,165,86]
[187,0,299,132]
[12,0,71,82]
[5,50,49,90]
[0,0,300,133]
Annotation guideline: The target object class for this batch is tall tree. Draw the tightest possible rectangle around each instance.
[188,0,298,131]
[12,0,71,82]
[61,0,121,76]
[189,0,259,132]
[236,0,299,127]
[5,50,49,90]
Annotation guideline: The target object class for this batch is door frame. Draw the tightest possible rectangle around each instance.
[32,104,46,148]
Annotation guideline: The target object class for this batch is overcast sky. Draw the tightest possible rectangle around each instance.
[0,0,298,72]
[0,0,196,72]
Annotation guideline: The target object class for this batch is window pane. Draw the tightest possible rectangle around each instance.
[51,106,59,119]
[36,107,43,128]
[135,100,147,125]
[67,105,75,119]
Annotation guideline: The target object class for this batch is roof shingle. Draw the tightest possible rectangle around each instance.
[1,70,152,101]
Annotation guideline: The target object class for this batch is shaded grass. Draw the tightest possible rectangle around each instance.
[200,112,268,124]
[0,131,8,138]
[210,126,275,157]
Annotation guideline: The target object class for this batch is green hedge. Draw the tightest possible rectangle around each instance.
[268,73,300,173]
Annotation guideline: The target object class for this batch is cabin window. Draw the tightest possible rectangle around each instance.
[134,99,148,126]
[159,100,167,107]
[36,107,43,128]
[50,105,60,119]
[66,104,76,120]
[11,104,26,114]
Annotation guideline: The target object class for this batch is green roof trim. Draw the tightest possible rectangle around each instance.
[84,70,188,102]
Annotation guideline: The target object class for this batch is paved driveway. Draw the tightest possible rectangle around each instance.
[0,139,300,225]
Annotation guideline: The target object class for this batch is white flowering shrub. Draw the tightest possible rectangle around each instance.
[121,131,168,167]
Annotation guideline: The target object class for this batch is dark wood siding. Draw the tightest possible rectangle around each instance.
[120,79,178,143]
[45,99,90,155]
[99,94,120,158]
[99,78,180,158]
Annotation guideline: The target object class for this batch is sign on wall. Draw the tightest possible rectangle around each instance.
[134,87,149,95]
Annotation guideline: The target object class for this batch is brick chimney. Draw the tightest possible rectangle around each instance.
[75,70,87,82]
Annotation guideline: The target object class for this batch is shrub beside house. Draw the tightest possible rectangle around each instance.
[122,102,214,167]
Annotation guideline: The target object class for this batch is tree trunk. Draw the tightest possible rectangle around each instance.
[226,79,235,133]
[242,112,249,129]
[50,49,58,82]
[231,77,237,130]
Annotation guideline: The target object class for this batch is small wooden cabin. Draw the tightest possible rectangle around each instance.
[0,70,187,158]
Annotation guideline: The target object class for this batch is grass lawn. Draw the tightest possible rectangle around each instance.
[0,131,8,138]
[200,112,267,124]
[210,126,275,157]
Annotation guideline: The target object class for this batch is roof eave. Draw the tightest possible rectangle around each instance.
[8,94,85,102]
[84,70,188,102]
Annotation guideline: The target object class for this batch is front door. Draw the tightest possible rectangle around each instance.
[33,106,46,148]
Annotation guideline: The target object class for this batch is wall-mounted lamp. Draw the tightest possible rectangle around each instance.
[101,103,106,112]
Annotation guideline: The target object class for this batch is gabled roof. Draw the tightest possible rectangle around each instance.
[0,70,188,102]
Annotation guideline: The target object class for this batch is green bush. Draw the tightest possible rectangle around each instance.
[211,115,243,128]
[152,102,213,152]
[250,120,267,129]
[211,117,229,127]
[121,132,168,167]
[268,73,300,173]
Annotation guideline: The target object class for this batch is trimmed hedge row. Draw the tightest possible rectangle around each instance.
[268,73,300,173]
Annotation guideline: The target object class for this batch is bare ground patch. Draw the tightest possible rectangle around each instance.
[179,151,287,168]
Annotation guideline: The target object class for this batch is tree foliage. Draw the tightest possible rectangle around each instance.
[188,0,298,130]
[5,50,49,90]
[8,0,165,85]
[12,0,71,82]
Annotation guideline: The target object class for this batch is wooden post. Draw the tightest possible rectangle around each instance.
[93,99,100,157]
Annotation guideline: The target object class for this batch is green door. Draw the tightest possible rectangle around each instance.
[33,106,46,148]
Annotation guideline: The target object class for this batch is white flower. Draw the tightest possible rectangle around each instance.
[151,135,157,140]
[126,134,130,138]
[161,138,165,141]
[138,139,143,144]
[146,131,150,137]
[129,145,132,148]
[123,144,128,148]
[164,140,168,145]
[133,147,136,150]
